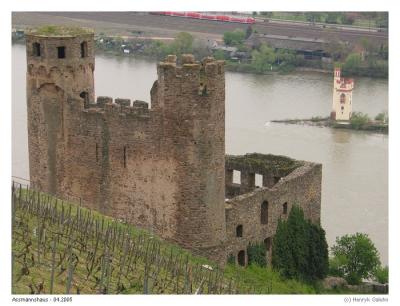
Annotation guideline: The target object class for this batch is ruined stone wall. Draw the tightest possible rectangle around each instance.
[224,160,322,266]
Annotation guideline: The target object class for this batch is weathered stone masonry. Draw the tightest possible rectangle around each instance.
[224,154,322,266]
[26,28,322,266]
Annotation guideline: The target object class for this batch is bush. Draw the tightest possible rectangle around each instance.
[375,112,389,123]
[251,43,276,73]
[227,254,236,265]
[343,53,362,73]
[272,205,329,282]
[247,243,267,267]
[374,266,388,284]
[331,233,380,285]
[213,49,226,60]
[168,32,194,55]
[350,112,370,129]
[223,29,246,46]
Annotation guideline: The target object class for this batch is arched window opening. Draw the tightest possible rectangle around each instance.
[236,225,243,237]
[261,201,269,224]
[238,250,246,266]
[80,91,89,108]
[81,41,88,58]
[340,93,346,104]
[32,42,41,57]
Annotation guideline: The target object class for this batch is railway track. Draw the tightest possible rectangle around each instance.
[28,12,388,45]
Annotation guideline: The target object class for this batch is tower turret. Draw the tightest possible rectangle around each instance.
[26,26,95,194]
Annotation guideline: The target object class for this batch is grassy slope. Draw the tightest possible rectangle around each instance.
[12,186,336,295]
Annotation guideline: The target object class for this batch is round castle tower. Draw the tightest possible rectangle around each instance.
[26,27,95,194]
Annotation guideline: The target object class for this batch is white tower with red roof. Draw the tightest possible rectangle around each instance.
[331,68,354,121]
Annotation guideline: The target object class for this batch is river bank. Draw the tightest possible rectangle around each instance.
[12,29,388,79]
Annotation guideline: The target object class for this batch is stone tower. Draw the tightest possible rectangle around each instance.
[26,27,227,264]
[26,27,95,194]
[151,54,227,260]
[331,67,354,121]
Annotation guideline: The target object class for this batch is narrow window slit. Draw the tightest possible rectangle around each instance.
[81,42,88,58]
[123,146,127,168]
[32,42,41,57]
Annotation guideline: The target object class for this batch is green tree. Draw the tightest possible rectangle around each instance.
[325,12,341,24]
[305,12,323,23]
[247,243,267,267]
[340,13,356,25]
[251,43,276,73]
[213,49,226,60]
[307,222,329,280]
[375,111,388,123]
[272,205,329,282]
[223,29,246,46]
[343,53,362,74]
[350,112,370,129]
[326,41,351,61]
[169,32,193,55]
[275,49,296,65]
[331,233,380,285]
[374,265,388,284]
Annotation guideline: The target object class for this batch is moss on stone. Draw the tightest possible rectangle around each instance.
[28,25,93,37]
[226,153,303,175]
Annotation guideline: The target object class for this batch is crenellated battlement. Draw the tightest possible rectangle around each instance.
[157,54,224,79]
[82,96,151,119]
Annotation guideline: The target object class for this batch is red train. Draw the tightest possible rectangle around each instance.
[154,12,256,24]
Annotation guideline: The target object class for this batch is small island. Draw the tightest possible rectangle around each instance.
[272,112,388,134]
[272,67,388,134]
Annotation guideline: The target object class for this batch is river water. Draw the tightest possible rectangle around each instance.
[12,44,388,265]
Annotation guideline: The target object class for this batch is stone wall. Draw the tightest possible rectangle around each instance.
[224,155,322,266]
[26,30,227,264]
[25,28,322,268]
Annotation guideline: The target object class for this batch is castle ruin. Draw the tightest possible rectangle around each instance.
[25,27,322,266]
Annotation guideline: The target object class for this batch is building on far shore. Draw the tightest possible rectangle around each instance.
[331,67,354,121]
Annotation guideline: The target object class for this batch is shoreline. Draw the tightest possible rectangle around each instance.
[12,39,387,80]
